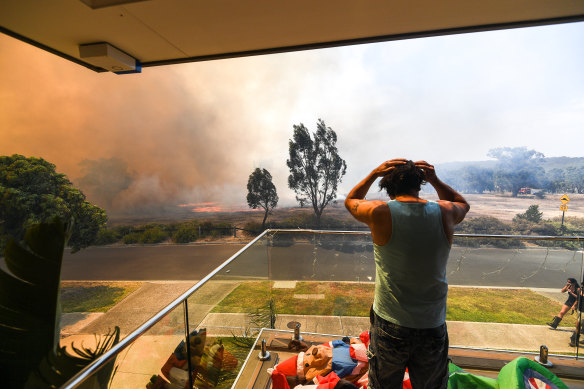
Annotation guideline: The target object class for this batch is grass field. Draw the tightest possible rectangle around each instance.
[211,281,577,327]
[59,280,579,328]
[60,281,142,313]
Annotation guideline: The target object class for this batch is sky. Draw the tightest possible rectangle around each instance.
[1,21,583,217]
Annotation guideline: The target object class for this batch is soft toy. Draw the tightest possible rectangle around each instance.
[447,357,568,389]
[268,332,371,389]
[303,345,334,380]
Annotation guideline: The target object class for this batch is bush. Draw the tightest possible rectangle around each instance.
[242,221,263,236]
[456,216,522,248]
[514,205,543,223]
[275,212,354,230]
[197,221,233,238]
[112,225,134,236]
[531,222,559,236]
[172,226,198,243]
[140,227,168,244]
[123,232,141,244]
[94,228,120,245]
[457,216,512,235]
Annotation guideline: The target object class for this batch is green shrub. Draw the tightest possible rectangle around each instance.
[140,227,168,244]
[172,226,198,243]
[514,205,543,223]
[112,225,134,236]
[94,228,120,245]
[123,232,141,244]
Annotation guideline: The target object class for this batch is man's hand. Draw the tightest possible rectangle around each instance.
[415,161,438,185]
[414,160,470,238]
[372,159,409,177]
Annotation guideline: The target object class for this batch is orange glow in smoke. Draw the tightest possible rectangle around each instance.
[179,202,260,213]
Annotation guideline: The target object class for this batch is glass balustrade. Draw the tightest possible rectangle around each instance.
[62,230,584,388]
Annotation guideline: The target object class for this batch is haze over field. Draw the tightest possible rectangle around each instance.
[1,22,583,218]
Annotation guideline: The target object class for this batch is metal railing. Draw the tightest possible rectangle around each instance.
[61,230,584,388]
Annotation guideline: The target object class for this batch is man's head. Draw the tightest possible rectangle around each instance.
[379,160,425,198]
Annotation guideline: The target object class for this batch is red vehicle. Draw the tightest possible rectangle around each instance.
[518,187,531,195]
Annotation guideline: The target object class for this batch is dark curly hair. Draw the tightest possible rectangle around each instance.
[379,160,426,197]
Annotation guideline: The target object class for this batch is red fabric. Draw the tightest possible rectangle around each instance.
[271,370,292,389]
[274,355,299,376]
[403,368,412,389]
[359,331,370,348]
[316,371,341,389]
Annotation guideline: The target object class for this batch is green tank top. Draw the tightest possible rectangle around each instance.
[373,200,451,328]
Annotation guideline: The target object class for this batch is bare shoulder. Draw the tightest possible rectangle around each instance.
[437,199,469,225]
[345,199,389,224]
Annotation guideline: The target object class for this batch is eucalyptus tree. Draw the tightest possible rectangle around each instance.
[247,168,278,230]
[287,119,346,227]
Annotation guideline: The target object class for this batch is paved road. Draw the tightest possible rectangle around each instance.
[61,244,245,280]
[62,242,583,288]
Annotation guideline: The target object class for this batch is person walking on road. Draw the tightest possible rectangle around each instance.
[345,159,469,389]
[547,278,579,329]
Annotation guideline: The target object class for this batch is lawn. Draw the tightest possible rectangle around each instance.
[60,281,142,313]
[212,281,573,326]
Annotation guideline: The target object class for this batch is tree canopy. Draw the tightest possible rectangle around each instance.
[246,168,278,230]
[287,119,346,226]
[514,204,543,223]
[0,154,107,252]
[487,147,545,197]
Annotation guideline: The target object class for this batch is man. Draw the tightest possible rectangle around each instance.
[345,159,469,388]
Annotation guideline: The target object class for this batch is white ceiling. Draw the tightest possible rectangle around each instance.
[1,0,583,72]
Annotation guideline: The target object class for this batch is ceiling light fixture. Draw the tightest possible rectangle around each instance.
[79,42,141,74]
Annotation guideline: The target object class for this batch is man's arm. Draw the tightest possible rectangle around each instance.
[345,159,407,244]
[415,161,469,244]
[344,170,387,226]
[415,161,470,224]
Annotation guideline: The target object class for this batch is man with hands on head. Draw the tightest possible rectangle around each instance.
[345,159,469,389]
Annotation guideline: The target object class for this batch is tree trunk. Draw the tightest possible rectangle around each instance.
[262,210,268,231]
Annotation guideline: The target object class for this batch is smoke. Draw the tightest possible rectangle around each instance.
[76,157,134,210]
[0,35,338,219]
[5,24,582,219]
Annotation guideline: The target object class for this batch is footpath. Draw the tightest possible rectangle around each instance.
[59,281,584,388]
